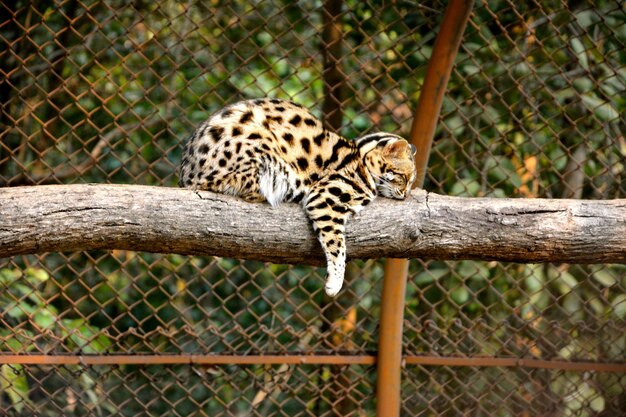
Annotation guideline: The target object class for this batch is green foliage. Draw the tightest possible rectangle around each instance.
[0,267,112,413]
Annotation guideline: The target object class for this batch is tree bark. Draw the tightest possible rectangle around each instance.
[321,0,344,132]
[1,184,625,264]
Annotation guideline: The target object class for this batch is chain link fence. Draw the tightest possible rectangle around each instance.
[1,0,625,415]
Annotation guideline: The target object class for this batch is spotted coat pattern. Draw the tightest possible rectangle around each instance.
[179,98,417,296]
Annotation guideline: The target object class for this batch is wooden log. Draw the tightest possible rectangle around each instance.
[1,184,625,264]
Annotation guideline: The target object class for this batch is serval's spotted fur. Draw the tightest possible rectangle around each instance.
[179,98,416,296]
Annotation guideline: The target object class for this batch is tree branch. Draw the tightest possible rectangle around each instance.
[1,184,625,264]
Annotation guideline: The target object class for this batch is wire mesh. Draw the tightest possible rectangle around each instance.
[1,0,624,416]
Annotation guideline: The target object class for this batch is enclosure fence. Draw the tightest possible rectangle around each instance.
[1,0,625,416]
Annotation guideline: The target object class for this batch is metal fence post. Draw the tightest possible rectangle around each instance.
[375,1,474,415]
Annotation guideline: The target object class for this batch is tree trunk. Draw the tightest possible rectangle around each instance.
[1,184,625,264]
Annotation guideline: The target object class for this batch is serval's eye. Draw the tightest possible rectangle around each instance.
[396,175,408,186]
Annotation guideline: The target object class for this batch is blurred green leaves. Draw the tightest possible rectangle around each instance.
[0,267,112,411]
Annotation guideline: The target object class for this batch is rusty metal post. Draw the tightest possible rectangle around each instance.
[376,1,474,416]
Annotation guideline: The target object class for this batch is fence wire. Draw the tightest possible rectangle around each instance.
[1,0,625,416]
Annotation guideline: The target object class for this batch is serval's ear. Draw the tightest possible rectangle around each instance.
[383,140,410,160]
